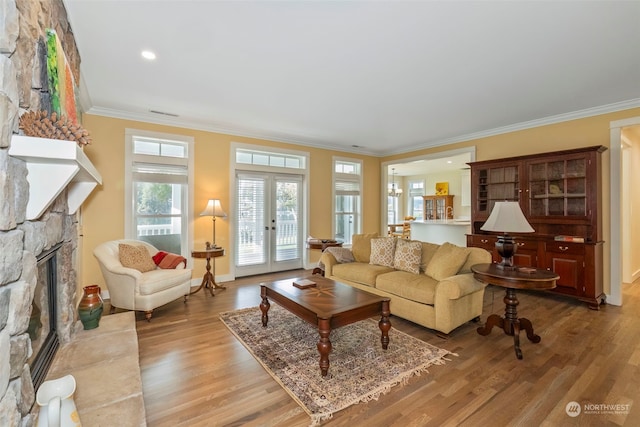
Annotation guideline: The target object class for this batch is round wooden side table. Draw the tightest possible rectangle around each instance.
[191,248,225,296]
[471,263,559,359]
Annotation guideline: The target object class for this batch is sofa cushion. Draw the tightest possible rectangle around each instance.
[419,241,441,273]
[393,239,422,274]
[459,246,493,274]
[333,262,394,287]
[425,242,470,280]
[376,270,438,305]
[119,243,156,273]
[370,237,396,267]
[351,233,379,263]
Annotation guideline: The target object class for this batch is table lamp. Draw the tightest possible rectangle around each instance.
[481,201,534,270]
[200,199,227,249]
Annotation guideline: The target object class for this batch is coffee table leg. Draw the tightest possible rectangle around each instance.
[317,318,332,377]
[260,288,270,327]
[379,300,391,350]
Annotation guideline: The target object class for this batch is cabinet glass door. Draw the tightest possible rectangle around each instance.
[528,158,587,217]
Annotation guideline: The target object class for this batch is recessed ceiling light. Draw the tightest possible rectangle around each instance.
[141,50,156,60]
[447,160,453,164]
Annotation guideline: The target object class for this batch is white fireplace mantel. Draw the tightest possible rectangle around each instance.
[8,135,102,220]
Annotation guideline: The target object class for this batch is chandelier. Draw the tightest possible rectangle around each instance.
[388,168,403,197]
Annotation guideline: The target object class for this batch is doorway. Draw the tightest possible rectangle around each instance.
[235,171,304,276]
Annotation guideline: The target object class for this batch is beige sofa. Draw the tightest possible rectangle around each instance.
[319,234,491,336]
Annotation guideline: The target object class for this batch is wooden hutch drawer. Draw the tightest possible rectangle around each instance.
[514,239,538,252]
[545,241,585,256]
[467,235,496,250]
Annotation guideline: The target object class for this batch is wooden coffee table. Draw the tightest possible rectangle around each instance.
[260,276,391,377]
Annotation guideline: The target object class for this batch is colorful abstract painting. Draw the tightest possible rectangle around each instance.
[46,29,78,124]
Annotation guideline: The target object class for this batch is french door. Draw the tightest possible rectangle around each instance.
[235,172,303,276]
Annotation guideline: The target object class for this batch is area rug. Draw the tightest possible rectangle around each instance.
[219,304,455,425]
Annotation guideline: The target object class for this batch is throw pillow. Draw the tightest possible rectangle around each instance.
[393,239,422,274]
[119,243,156,273]
[425,242,470,280]
[351,233,379,263]
[369,237,396,267]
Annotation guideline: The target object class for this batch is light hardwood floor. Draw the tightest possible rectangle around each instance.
[130,270,640,426]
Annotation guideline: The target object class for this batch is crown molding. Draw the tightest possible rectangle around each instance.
[84,98,640,158]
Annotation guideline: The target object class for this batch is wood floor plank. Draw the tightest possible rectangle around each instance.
[128,270,640,426]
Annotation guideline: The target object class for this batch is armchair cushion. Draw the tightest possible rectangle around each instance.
[119,243,156,273]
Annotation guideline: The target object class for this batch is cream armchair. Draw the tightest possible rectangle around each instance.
[93,239,192,321]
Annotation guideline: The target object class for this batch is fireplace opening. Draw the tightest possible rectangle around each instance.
[28,243,62,390]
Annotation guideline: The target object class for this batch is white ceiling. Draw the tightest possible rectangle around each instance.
[63,1,640,157]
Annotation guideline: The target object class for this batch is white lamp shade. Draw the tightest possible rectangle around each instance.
[200,199,227,218]
[481,201,534,233]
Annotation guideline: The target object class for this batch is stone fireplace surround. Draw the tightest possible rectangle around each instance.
[1,0,91,424]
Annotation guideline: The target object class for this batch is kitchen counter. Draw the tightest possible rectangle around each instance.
[413,219,471,226]
[411,220,471,246]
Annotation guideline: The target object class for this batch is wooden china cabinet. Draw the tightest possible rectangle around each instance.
[422,195,454,220]
[466,146,607,309]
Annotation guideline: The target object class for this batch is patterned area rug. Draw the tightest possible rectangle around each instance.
[219,304,455,425]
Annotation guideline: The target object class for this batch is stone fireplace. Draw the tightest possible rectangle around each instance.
[1,0,87,425]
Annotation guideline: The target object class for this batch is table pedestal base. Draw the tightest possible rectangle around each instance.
[477,288,541,359]
[190,254,225,296]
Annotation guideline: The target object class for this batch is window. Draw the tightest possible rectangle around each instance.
[334,158,362,245]
[387,196,399,224]
[408,180,425,220]
[125,130,194,259]
[236,148,306,170]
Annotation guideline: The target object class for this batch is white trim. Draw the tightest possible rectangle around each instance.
[87,99,640,157]
[608,116,640,306]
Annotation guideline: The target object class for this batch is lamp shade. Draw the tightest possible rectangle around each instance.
[200,199,227,218]
[481,201,534,233]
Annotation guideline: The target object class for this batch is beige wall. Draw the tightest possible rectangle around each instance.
[80,115,380,290]
[80,108,640,296]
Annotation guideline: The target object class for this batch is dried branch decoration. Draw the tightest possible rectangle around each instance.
[19,110,92,146]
